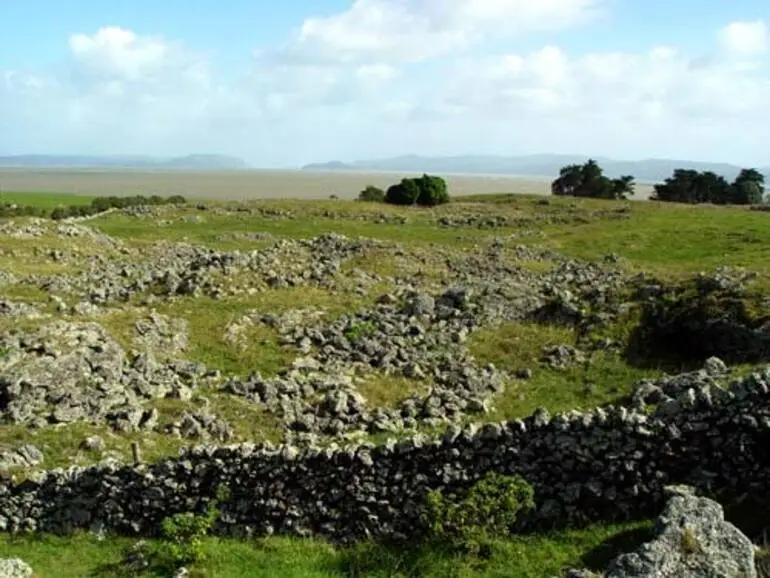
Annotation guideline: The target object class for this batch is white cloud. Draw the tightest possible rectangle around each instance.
[1,11,770,166]
[719,20,768,56]
[283,0,604,63]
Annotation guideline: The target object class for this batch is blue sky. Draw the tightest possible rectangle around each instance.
[1,0,769,167]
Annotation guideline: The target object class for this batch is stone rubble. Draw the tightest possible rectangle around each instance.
[0,321,215,430]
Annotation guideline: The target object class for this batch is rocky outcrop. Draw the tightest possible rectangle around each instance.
[604,486,756,578]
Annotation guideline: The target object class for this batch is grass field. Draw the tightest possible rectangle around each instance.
[0,190,95,208]
[0,521,653,577]
[0,188,766,576]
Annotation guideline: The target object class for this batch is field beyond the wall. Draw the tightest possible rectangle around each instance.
[0,188,768,577]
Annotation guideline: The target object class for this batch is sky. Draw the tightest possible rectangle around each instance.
[1,0,769,168]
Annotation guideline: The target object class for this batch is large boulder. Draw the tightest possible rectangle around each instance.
[603,485,756,578]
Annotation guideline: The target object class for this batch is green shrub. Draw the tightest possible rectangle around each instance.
[421,472,535,555]
[358,185,386,203]
[166,194,187,205]
[416,174,450,207]
[344,320,378,343]
[50,206,69,220]
[149,485,230,571]
[0,203,46,218]
[90,197,113,212]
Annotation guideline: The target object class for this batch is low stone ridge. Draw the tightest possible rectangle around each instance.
[0,367,769,544]
[14,232,380,306]
[0,300,44,319]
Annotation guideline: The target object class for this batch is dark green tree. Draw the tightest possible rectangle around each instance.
[385,178,421,205]
[551,159,634,200]
[653,167,765,204]
[415,174,450,206]
[730,168,765,205]
[551,164,584,197]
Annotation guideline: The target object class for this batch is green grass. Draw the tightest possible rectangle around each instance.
[0,191,95,209]
[468,321,663,419]
[0,421,188,474]
[0,520,653,577]
[356,373,430,409]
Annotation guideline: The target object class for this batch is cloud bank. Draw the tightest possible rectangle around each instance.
[1,0,768,166]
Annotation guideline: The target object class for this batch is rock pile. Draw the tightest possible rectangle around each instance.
[17,233,381,306]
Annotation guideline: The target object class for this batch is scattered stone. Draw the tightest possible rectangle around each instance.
[0,558,33,578]
[168,411,234,442]
[0,444,43,470]
[81,436,105,452]
[0,300,43,319]
[540,344,587,370]
[133,311,189,357]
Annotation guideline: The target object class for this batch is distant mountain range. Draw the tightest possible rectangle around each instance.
[302,154,770,183]
[0,154,250,170]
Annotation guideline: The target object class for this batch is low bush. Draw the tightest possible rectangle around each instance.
[358,185,386,203]
[147,485,231,572]
[421,472,535,556]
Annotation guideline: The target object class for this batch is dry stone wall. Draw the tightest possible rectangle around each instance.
[1,366,769,544]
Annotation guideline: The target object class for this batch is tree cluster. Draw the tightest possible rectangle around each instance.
[551,159,635,200]
[651,168,765,205]
[358,174,450,207]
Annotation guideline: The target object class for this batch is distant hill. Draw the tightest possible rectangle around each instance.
[0,154,250,170]
[302,154,770,183]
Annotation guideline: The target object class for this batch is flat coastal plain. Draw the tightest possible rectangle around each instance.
[0,168,657,200]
